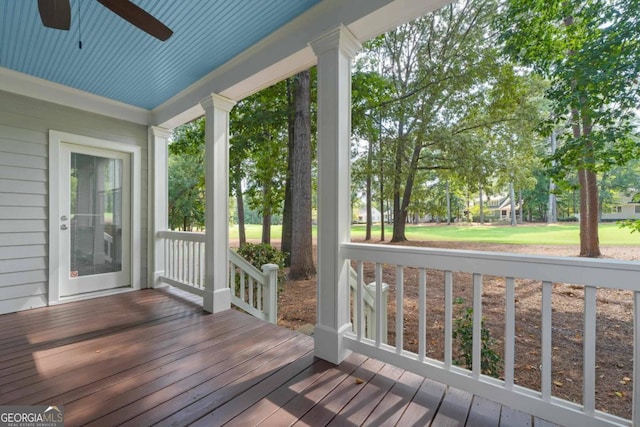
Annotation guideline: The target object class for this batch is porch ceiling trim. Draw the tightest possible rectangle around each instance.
[0,0,453,128]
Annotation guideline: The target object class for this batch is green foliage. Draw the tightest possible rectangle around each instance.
[351,0,545,241]
[168,119,206,230]
[619,220,640,234]
[500,0,640,179]
[236,243,288,285]
[452,301,503,378]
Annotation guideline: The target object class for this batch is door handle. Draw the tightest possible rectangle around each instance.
[60,224,68,230]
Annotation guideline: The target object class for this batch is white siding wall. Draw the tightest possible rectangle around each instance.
[0,90,148,315]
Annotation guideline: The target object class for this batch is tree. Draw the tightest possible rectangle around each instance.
[168,119,206,231]
[230,82,290,245]
[289,70,316,279]
[361,0,537,242]
[168,154,205,231]
[500,0,640,256]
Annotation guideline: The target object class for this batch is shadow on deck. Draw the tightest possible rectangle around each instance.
[0,288,559,426]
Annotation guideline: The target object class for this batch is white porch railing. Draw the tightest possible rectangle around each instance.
[156,231,278,323]
[349,265,388,342]
[342,242,640,427]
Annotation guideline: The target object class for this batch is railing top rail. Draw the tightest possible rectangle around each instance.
[228,249,266,283]
[342,242,640,291]
[158,230,206,242]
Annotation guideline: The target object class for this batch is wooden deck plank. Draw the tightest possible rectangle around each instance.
[534,417,563,427]
[0,289,556,427]
[194,355,334,427]
[122,335,313,427]
[363,370,425,426]
[292,357,386,427]
[0,290,190,347]
[466,396,502,427]
[431,386,474,427]
[76,325,301,426]
[326,361,405,426]
[395,377,447,425]
[0,291,198,364]
[0,309,231,401]
[0,311,209,390]
[255,353,369,427]
[37,312,264,408]
[500,406,532,426]
[62,319,283,426]
[192,354,332,427]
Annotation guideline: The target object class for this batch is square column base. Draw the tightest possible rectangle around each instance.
[314,323,352,364]
[203,288,231,314]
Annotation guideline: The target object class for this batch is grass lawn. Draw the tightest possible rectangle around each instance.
[230,222,639,245]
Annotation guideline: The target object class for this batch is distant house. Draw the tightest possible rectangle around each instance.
[353,206,381,224]
[477,194,520,221]
[601,193,640,221]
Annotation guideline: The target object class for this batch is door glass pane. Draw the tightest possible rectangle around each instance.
[70,153,123,277]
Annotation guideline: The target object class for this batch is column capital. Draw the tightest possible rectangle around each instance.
[200,93,236,113]
[310,24,361,59]
[148,126,172,140]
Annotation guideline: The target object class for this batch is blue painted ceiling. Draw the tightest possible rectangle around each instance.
[0,0,321,109]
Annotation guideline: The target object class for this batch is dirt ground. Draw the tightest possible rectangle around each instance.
[275,240,638,420]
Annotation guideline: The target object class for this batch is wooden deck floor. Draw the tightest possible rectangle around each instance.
[0,288,557,426]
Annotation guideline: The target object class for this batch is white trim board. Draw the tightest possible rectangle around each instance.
[48,130,142,305]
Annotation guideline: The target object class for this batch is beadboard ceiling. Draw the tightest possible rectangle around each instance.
[0,0,321,110]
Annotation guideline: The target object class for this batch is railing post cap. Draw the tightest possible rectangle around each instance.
[262,263,279,272]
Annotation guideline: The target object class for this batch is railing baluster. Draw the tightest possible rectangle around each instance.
[356,261,364,341]
[240,270,246,302]
[164,237,169,280]
[196,242,201,288]
[171,239,176,279]
[200,242,205,288]
[583,285,597,415]
[419,267,426,362]
[249,276,254,307]
[395,265,404,354]
[542,280,553,402]
[257,278,262,310]
[375,262,383,347]
[187,241,192,285]
[444,270,453,369]
[505,277,515,390]
[472,273,482,379]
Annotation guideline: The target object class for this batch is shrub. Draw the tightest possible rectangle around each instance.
[236,243,288,285]
[452,301,503,378]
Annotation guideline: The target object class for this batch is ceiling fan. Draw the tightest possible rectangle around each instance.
[37,0,173,41]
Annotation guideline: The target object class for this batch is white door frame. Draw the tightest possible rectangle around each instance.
[49,130,141,304]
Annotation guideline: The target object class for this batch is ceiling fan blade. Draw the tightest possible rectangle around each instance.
[38,0,71,30]
[97,0,173,41]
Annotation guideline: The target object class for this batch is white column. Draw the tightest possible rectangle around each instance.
[311,26,361,364]
[148,126,171,288]
[200,94,236,313]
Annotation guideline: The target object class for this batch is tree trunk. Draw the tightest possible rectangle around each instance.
[565,14,600,257]
[509,182,516,226]
[579,168,600,256]
[479,183,484,224]
[518,189,523,224]
[548,130,557,223]
[234,174,246,247]
[379,158,385,241]
[280,78,295,265]
[289,70,316,280]
[446,181,451,225]
[365,138,373,241]
[261,184,271,245]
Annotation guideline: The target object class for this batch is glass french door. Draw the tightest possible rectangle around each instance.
[59,143,131,297]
